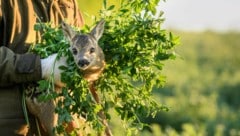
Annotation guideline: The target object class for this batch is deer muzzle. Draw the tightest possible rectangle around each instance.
[78,59,90,68]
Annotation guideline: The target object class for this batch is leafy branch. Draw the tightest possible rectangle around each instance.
[30,0,179,135]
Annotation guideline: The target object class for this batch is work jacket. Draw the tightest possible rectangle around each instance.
[0,0,83,135]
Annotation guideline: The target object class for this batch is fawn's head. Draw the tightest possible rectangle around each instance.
[61,20,105,71]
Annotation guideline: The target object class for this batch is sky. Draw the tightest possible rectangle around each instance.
[158,0,240,31]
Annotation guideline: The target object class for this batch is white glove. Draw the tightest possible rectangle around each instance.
[41,54,67,87]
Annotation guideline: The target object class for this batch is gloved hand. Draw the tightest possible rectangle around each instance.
[41,54,67,87]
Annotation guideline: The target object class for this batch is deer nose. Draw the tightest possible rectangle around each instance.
[78,59,90,67]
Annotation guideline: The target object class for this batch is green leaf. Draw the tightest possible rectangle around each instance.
[103,0,107,9]
[38,80,51,91]
[107,5,115,11]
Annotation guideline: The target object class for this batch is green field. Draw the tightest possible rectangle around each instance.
[138,31,240,136]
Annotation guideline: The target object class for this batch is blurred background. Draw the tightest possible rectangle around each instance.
[78,0,240,135]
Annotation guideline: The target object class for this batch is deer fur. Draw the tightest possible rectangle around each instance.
[25,20,112,136]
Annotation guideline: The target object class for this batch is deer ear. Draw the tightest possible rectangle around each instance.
[61,22,77,42]
[90,19,105,41]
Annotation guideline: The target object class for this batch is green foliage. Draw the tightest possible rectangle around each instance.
[30,0,178,135]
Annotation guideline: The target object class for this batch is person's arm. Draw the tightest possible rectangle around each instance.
[0,46,42,87]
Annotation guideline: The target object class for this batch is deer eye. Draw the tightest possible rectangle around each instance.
[72,48,78,55]
[90,47,95,54]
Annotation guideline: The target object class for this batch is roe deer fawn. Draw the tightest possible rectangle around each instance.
[25,20,112,136]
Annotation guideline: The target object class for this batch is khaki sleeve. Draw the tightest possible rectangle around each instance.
[0,46,42,87]
[49,0,84,27]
